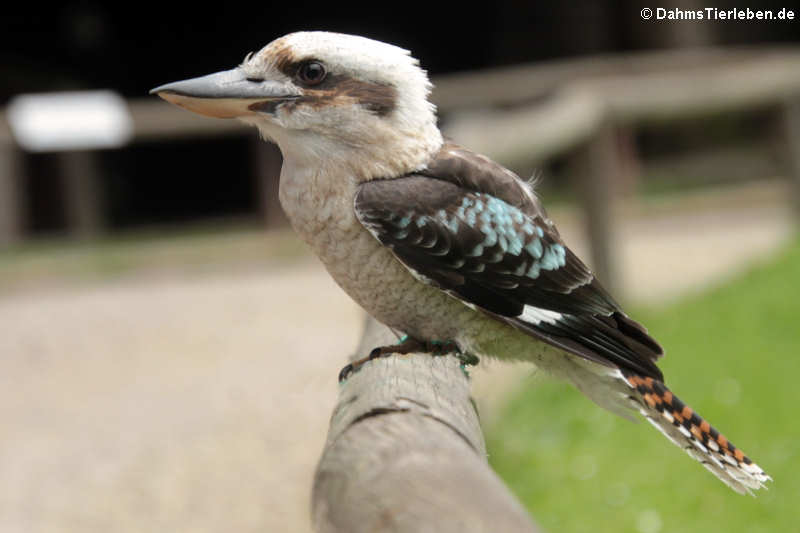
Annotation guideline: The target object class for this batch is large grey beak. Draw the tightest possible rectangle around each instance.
[150,68,297,118]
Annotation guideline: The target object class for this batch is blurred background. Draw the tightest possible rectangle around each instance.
[1,2,799,532]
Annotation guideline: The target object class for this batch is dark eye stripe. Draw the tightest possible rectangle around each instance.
[287,77,397,117]
[270,46,397,116]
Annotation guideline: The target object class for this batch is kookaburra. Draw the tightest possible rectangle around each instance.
[152,31,769,493]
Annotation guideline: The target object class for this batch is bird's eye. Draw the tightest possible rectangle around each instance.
[297,61,327,86]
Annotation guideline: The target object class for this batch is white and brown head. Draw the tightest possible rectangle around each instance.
[152,32,442,179]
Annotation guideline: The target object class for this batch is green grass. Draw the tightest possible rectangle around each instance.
[486,237,800,533]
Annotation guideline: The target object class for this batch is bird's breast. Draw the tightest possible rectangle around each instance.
[277,165,475,341]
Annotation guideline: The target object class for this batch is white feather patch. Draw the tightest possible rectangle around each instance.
[520,305,563,325]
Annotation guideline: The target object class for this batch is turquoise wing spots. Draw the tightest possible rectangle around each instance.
[400,192,569,281]
[355,174,621,318]
[525,239,543,259]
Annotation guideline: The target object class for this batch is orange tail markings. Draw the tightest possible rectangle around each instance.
[623,373,770,494]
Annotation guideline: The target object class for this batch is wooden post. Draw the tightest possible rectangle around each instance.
[0,143,24,246]
[570,123,621,296]
[312,318,539,533]
[616,126,642,198]
[780,97,800,222]
[251,138,288,228]
[60,151,104,238]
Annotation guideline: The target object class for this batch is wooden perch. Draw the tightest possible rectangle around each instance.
[311,318,539,533]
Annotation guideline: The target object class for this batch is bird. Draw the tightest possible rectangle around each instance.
[151,31,770,494]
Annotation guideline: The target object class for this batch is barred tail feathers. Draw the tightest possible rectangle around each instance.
[623,372,770,494]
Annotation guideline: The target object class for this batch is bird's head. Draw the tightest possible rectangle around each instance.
[152,32,442,179]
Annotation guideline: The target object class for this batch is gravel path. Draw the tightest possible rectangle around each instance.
[0,201,794,532]
[1,262,363,533]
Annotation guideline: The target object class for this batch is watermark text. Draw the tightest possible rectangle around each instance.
[641,7,795,21]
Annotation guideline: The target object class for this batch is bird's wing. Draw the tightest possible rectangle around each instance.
[354,144,664,380]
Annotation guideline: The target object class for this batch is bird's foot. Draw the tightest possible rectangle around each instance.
[423,339,462,356]
[338,335,464,382]
[421,340,479,368]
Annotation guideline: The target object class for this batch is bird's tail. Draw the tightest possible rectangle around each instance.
[622,372,771,494]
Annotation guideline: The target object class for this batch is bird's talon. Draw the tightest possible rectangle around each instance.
[445,341,462,354]
[338,363,354,383]
[424,339,461,356]
[340,343,400,383]
[459,353,480,366]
